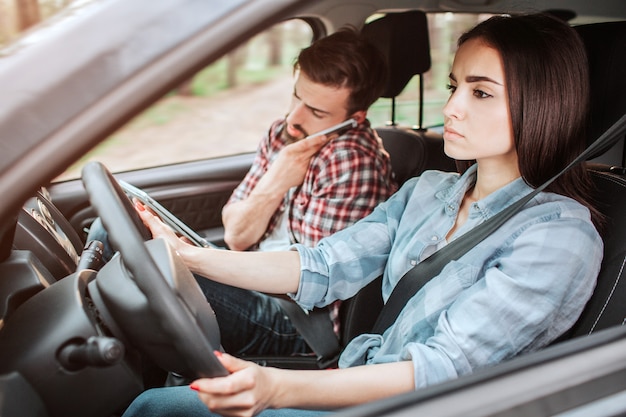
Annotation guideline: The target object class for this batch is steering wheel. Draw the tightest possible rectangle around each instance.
[81,161,227,378]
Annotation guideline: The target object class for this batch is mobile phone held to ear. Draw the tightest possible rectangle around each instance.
[304,118,357,140]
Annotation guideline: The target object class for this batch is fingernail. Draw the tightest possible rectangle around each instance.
[190,383,200,391]
[136,203,145,211]
[214,350,223,357]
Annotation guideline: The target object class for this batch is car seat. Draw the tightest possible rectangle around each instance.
[554,20,626,341]
[577,21,626,171]
[362,11,456,185]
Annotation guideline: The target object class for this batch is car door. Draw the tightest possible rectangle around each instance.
[48,154,252,248]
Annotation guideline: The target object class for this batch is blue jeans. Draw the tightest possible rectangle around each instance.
[195,277,312,356]
[88,218,313,356]
[121,386,331,417]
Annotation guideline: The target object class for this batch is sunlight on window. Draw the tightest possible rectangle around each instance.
[56,19,313,180]
[55,13,490,181]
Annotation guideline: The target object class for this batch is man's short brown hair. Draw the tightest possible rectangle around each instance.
[295,27,388,114]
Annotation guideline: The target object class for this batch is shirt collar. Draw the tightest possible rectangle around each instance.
[436,164,534,220]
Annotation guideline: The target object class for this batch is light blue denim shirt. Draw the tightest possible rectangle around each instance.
[291,165,602,389]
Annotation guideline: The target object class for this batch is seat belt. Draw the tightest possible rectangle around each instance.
[275,298,341,368]
[372,113,626,335]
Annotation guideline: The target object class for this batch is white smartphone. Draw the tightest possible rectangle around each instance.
[304,118,357,140]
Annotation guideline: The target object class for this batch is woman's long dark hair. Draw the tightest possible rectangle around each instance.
[458,13,603,228]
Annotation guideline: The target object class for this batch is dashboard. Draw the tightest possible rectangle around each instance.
[0,188,87,326]
[14,188,83,281]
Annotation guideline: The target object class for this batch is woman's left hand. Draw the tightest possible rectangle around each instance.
[190,352,278,417]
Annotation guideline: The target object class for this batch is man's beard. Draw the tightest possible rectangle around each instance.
[281,120,308,143]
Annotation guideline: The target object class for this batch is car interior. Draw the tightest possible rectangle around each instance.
[161,9,626,373]
[0,1,624,416]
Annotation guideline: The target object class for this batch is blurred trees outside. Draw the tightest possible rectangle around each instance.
[0,0,73,45]
[0,1,479,125]
[0,1,484,177]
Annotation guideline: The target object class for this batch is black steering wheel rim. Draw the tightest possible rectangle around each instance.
[81,161,227,378]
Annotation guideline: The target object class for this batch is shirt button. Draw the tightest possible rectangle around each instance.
[410,259,417,266]
[431,235,438,241]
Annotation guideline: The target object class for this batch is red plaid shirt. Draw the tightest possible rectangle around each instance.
[227,118,398,334]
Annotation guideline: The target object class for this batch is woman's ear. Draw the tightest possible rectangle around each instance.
[350,110,367,124]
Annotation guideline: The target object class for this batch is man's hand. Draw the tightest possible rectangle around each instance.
[263,133,328,190]
[222,134,329,250]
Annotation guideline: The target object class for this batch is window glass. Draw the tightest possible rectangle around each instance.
[57,19,313,180]
[55,13,491,181]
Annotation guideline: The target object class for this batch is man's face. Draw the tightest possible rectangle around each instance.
[282,72,352,142]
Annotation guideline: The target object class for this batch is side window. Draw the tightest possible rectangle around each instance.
[57,19,313,180]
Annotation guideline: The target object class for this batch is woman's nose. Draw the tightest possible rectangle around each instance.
[443,91,463,120]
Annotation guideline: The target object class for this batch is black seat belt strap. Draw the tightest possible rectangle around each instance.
[275,298,341,368]
[372,113,626,335]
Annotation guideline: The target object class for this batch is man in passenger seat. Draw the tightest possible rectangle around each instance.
[196,27,397,358]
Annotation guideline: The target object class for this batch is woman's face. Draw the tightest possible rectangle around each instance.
[443,38,517,169]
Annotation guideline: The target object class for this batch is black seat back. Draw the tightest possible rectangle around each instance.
[562,170,626,338]
[557,21,626,339]
[377,128,456,184]
[362,11,456,186]
[574,25,626,343]
[576,21,626,167]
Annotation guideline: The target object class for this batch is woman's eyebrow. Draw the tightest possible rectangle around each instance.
[449,72,502,86]
[466,75,503,85]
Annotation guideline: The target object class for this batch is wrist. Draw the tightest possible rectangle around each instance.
[249,184,286,204]
[176,243,203,272]
[265,367,291,409]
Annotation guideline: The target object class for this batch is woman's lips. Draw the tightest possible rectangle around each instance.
[443,126,464,140]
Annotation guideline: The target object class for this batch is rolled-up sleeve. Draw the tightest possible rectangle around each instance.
[290,197,397,309]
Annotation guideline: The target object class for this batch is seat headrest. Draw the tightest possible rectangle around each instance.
[361,11,431,98]
[575,21,626,152]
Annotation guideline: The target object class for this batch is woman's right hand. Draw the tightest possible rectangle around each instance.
[134,201,192,254]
